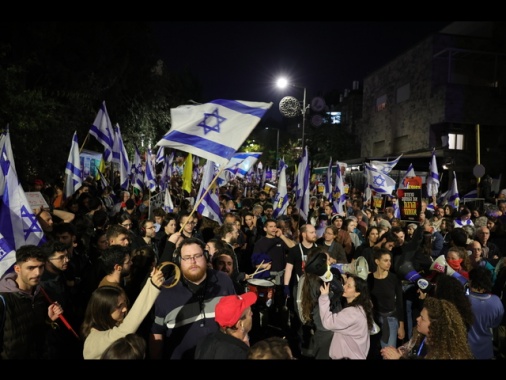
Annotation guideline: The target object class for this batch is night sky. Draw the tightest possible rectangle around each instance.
[152,21,453,114]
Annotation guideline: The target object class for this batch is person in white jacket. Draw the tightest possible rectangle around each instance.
[80,267,165,359]
[319,274,374,359]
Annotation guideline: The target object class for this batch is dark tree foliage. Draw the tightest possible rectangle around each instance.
[0,22,200,186]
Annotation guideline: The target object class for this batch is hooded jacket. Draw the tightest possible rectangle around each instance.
[0,273,50,359]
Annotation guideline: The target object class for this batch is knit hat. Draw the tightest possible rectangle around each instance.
[215,293,257,328]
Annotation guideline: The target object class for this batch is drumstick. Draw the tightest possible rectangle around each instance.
[251,260,265,276]
[249,268,269,277]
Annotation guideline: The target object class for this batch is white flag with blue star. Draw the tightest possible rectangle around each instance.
[113,124,131,190]
[0,130,45,257]
[446,171,460,209]
[365,163,396,195]
[65,131,83,199]
[156,99,272,166]
[399,162,416,189]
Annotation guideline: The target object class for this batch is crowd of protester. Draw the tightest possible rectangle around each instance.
[2,169,506,361]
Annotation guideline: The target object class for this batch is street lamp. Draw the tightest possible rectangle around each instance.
[276,78,307,151]
[265,127,280,166]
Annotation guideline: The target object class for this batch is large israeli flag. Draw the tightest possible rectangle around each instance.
[64,131,83,199]
[89,101,115,162]
[156,99,272,166]
[0,130,45,260]
[332,161,347,215]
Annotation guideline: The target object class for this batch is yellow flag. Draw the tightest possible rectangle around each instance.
[182,153,193,195]
[95,158,106,180]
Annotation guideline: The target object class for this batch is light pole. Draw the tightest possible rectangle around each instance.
[265,127,280,166]
[276,78,308,152]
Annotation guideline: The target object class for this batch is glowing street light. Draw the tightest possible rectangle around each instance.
[276,77,307,151]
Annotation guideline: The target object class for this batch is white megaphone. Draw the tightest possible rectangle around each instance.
[331,256,369,281]
[430,255,468,286]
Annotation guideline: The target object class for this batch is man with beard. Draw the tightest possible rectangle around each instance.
[40,241,83,359]
[283,223,318,357]
[150,238,236,359]
[97,245,133,289]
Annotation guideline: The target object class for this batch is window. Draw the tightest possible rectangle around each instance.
[376,94,387,112]
[396,83,410,103]
[448,133,464,150]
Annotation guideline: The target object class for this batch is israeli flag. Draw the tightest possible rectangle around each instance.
[295,146,310,220]
[427,149,440,197]
[365,163,396,195]
[64,131,83,198]
[113,124,131,190]
[0,232,16,279]
[89,101,115,162]
[196,160,223,224]
[272,159,289,218]
[131,145,145,192]
[370,154,402,175]
[144,149,157,193]
[156,99,272,166]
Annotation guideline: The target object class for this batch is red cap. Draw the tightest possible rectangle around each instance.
[33,179,44,186]
[215,293,257,328]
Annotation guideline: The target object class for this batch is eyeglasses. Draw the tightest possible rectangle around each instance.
[49,254,70,262]
[185,221,197,226]
[180,253,204,262]
[121,223,133,228]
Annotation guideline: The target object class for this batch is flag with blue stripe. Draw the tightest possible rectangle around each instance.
[447,172,460,209]
[144,149,157,192]
[272,160,289,218]
[156,99,272,166]
[370,154,402,175]
[113,124,131,190]
[0,130,45,260]
[65,131,83,199]
[332,162,347,214]
[196,160,223,224]
[131,145,144,192]
[0,232,16,279]
[0,127,16,197]
[427,149,440,197]
[324,157,333,200]
[89,101,115,162]
[365,163,396,195]
[399,162,416,189]
[295,147,310,220]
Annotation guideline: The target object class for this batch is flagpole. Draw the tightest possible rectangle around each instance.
[79,133,90,153]
[178,164,227,234]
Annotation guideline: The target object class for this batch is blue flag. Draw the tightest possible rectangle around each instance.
[156,99,272,166]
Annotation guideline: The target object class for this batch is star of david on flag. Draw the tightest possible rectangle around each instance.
[156,99,272,166]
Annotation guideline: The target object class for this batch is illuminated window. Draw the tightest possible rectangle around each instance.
[376,94,387,112]
[448,133,464,150]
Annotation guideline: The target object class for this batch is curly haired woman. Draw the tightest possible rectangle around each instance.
[381,297,474,359]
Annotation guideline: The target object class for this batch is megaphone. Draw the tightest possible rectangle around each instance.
[398,261,423,283]
[430,255,468,286]
[331,256,369,280]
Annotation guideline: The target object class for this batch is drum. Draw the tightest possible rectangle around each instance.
[246,278,275,308]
